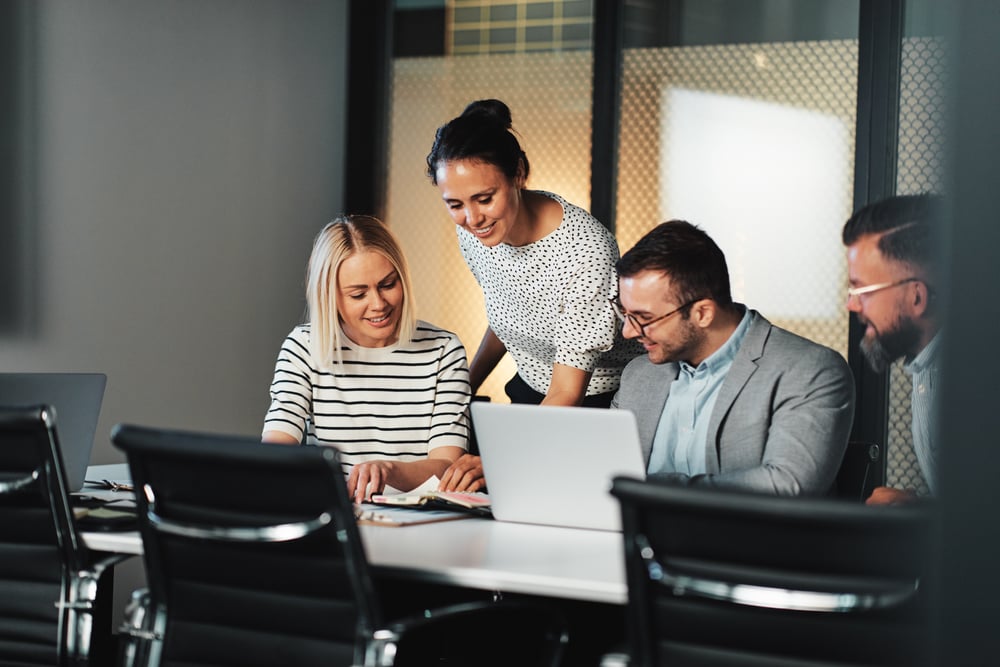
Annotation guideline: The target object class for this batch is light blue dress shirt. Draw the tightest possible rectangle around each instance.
[647,309,752,476]
[903,332,941,495]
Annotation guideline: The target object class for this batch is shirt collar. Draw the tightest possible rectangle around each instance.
[904,331,942,375]
[679,307,752,375]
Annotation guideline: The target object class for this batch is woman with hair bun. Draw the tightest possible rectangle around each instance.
[262,215,472,503]
[427,99,637,492]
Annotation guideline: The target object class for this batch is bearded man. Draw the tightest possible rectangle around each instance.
[843,194,943,504]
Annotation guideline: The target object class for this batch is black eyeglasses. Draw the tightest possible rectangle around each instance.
[609,298,698,338]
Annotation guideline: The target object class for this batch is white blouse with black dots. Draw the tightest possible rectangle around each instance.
[458,190,638,396]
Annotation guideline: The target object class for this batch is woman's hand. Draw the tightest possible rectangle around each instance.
[469,328,507,393]
[347,460,395,503]
[438,454,486,492]
[541,363,592,406]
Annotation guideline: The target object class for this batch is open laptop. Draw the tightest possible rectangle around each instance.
[0,372,107,491]
[471,402,646,532]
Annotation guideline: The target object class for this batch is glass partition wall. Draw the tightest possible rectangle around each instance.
[884,3,949,495]
[385,0,861,402]
[615,8,859,356]
[387,0,596,401]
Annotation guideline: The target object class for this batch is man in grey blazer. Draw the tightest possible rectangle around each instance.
[610,221,855,496]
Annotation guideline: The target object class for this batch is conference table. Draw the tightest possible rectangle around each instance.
[81,464,629,605]
[82,463,629,664]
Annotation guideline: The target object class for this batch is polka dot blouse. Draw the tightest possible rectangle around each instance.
[458,191,639,396]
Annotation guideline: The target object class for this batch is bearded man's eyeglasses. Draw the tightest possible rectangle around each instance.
[846,277,922,301]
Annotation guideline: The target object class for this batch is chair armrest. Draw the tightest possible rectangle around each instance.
[636,533,919,613]
[67,553,133,611]
[83,552,133,581]
[63,553,135,661]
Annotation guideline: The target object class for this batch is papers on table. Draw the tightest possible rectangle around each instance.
[372,475,490,510]
[358,475,491,526]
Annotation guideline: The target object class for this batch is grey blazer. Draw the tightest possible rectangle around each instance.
[611,310,854,496]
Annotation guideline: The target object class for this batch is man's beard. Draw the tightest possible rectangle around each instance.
[648,318,701,366]
[859,316,921,372]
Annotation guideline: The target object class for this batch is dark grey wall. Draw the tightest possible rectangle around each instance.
[1,0,348,463]
[938,2,1000,663]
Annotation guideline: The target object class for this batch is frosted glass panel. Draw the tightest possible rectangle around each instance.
[617,40,858,355]
[387,52,592,401]
[885,35,949,496]
[663,88,848,320]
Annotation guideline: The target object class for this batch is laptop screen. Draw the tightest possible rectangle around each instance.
[0,372,107,491]
[471,403,646,531]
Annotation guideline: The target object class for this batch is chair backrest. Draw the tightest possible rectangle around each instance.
[836,440,885,502]
[611,476,934,667]
[0,405,88,666]
[112,424,382,667]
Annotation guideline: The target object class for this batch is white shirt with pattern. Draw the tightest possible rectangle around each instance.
[458,190,638,396]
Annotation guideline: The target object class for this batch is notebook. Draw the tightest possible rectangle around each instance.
[0,372,107,491]
[471,402,646,532]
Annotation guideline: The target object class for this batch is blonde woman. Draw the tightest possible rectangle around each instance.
[263,215,471,502]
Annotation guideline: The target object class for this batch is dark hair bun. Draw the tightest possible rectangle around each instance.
[426,98,527,183]
[460,99,513,129]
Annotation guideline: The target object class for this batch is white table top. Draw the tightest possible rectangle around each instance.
[80,464,628,605]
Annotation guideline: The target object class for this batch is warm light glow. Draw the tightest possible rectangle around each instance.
[662,88,849,319]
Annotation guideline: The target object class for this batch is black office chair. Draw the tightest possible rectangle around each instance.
[112,424,567,667]
[835,440,885,502]
[607,476,934,667]
[0,405,126,666]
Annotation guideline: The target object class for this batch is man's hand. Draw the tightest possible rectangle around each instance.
[438,454,486,492]
[866,486,918,506]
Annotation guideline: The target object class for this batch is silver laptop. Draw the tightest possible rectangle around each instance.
[471,402,646,532]
[0,372,107,491]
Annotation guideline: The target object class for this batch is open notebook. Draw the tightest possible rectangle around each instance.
[372,477,490,511]
[362,475,490,526]
[472,402,647,532]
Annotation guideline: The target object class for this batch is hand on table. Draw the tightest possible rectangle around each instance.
[347,460,394,503]
[865,486,918,506]
[438,454,486,492]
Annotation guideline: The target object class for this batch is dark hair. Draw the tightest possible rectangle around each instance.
[841,193,942,271]
[426,99,530,185]
[616,220,733,309]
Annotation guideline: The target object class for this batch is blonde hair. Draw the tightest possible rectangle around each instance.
[306,215,417,370]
